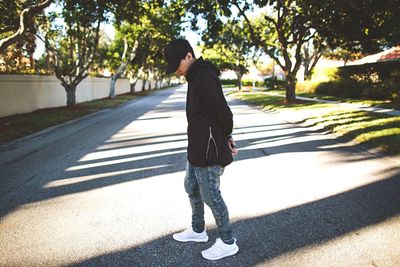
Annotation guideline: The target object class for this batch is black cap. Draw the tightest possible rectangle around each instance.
[164,39,195,74]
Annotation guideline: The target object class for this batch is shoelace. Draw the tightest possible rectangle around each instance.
[184,228,194,235]
[209,240,225,252]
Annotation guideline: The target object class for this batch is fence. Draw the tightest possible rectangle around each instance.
[0,75,162,117]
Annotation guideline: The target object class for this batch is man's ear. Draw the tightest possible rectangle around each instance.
[186,52,193,60]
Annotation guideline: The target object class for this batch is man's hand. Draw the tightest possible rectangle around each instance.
[228,137,238,156]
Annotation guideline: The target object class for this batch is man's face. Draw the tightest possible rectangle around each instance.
[175,53,193,76]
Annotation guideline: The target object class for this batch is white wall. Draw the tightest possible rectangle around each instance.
[0,75,162,117]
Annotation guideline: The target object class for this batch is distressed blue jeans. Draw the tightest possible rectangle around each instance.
[184,161,233,244]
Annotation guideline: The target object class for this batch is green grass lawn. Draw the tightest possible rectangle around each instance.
[0,91,159,145]
[233,91,400,155]
[297,92,400,109]
[264,89,400,110]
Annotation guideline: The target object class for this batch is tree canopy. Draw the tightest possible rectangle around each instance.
[0,0,52,52]
[299,0,400,53]
[202,19,256,90]
[106,0,184,94]
[1,0,399,105]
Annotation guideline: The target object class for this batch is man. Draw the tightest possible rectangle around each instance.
[164,39,239,261]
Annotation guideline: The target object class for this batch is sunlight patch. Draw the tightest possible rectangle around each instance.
[67,150,186,171]
[97,135,187,151]
[78,140,187,162]
[44,165,170,188]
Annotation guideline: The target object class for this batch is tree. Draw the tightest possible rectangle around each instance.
[323,48,363,67]
[202,44,248,90]
[299,0,400,53]
[90,28,113,76]
[186,0,318,102]
[302,33,325,80]
[106,0,183,95]
[140,1,182,91]
[33,0,146,106]
[0,0,52,53]
[240,0,315,102]
[202,19,255,91]
[254,58,274,78]
[37,0,109,106]
[0,33,38,74]
[106,24,139,98]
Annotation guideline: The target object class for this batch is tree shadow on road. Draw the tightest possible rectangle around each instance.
[0,98,395,218]
[71,167,400,267]
[1,87,399,267]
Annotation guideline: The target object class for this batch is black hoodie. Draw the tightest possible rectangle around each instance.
[185,57,233,167]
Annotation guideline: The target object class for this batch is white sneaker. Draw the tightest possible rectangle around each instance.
[201,238,239,260]
[172,228,209,243]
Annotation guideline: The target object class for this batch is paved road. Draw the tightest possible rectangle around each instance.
[0,85,399,266]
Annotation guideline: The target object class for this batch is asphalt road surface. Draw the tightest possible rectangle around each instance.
[1,85,399,266]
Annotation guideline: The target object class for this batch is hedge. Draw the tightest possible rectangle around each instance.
[313,60,400,102]
[264,77,286,90]
[220,79,265,87]
[220,79,238,86]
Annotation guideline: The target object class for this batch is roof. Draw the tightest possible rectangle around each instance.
[352,46,400,64]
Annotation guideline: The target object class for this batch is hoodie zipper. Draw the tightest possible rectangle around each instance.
[206,126,219,160]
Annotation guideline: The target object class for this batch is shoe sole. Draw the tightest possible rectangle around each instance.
[172,235,209,243]
[201,246,239,261]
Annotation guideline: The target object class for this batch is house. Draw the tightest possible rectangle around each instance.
[351,46,400,65]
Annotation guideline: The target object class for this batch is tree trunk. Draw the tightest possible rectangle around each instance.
[141,79,147,92]
[238,76,243,91]
[129,72,138,94]
[235,71,243,91]
[64,84,77,107]
[304,68,312,81]
[130,80,137,94]
[285,75,296,103]
[108,39,138,98]
[29,51,35,70]
[109,74,118,98]
[305,49,324,81]
[303,59,311,81]
[46,50,54,73]
[16,45,22,71]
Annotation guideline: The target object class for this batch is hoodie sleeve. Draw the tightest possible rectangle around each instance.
[197,70,233,137]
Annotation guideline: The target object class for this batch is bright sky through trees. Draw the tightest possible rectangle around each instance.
[33,3,267,60]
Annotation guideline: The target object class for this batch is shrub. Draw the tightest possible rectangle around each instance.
[303,60,400,101]
[242,79,264,87]
[296,67,337,93]
[219,78,265,88]
[361,85,392,100]
[296,80,319,93]
[391,91,400,103]
[220,79,238,86]
[264,77,286,90]
[311,67,338,82]
[315,80,364,98]
[338,60,400,84]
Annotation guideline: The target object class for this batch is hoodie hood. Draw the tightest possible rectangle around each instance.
[186,57,221,82]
